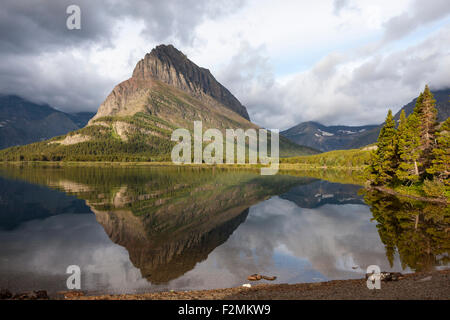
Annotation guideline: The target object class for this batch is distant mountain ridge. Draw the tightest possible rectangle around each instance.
[281,121,379,152]
[282,88,450,152]
[393,88,450,122]
[66,112,96,128]
[0,95,95,149]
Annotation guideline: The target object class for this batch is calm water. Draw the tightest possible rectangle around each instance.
[0,165,448,294]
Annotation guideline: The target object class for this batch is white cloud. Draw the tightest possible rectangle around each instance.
[0,0,449,128]
[219,25,450,129]
[0,0,245,112]
[0,214,151,293]
[208,1,450,129]
[382,0,450,42]
[283,26,450,128]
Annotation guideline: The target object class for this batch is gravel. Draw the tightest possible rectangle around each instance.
[72,270,449,300]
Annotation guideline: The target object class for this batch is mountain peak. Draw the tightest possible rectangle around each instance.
[132,44,250,120]
[149,44,189,62]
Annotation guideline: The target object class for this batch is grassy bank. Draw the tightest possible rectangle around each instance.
[371,182,449,203]
[0,160,367,186]
[0,160,366,169]
[281,148,371,168]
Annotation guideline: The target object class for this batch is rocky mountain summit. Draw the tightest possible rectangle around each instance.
[91,44,249,122]
[134,44,249,120]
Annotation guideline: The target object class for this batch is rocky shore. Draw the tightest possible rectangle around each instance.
[1,270,448,300]
[43,270,450,300]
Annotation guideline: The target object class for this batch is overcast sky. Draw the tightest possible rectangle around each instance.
[0,0,449,129]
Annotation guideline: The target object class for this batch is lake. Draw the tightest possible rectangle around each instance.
[0,165,448,295]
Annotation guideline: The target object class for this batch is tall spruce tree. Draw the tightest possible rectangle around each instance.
[414,85,438,173]
[427,118,450,185]
[396,110,421,184]
[369,110,397,185]
[395,109,407,161]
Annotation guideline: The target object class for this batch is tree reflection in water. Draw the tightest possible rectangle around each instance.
[363,189,449,272]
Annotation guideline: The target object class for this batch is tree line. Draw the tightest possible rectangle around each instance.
[367,85,449,191]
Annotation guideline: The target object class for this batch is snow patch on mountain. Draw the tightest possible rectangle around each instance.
[317,129,334,136]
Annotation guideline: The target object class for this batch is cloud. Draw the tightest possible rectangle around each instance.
[217,42,283,128]
[0,214,151,293]
[0,0,245,112]
[0,0,114,55]
[0,50,116,112]
[0,0,244,55]
[218,24,450,130]
[0,0,448,127]
[284,26,450,127]
[333,0,351,16]
[382,0,450,42]
[195,196,406,283]
[113,0,245,45]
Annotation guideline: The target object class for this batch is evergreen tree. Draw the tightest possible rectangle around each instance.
[395,109,407,162]
[396,110,421,184]
[427,118,450,185]
[369,110,397,185]
[414,85,438,173]
[367,87,447,191]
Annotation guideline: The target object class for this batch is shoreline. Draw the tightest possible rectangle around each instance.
[64,269,449,300]
[2,161,447,203]
[369,186,448,204]
[0,160,365,170]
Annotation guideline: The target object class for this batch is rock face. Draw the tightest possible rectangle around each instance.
[49,134,91,146]
[92,44,249,122]
[133,44,250,120]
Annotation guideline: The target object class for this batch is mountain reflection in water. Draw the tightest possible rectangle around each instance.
[0,166,448,294]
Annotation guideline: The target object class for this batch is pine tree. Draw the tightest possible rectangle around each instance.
[395,109,407,161]
[427,118,450,185]
[414,85,438,173]
[396,110,421,184]
[369,110,398,185]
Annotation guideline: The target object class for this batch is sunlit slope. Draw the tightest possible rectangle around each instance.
[0,81,317,161]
